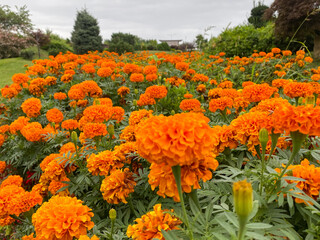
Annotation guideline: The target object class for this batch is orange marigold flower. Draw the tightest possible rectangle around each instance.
[218,80,233,89]
[282,50,292,56]
[93,98,113,107]
[59,142,76,154]
[61,74,73,83]
[165,77,185,87]
[250,97,291,113]
[242,83,277,102]
[311,74,320,81]
[272,104,320,135]
[111,106,125,122]
[80,80,103,97]
[129,109,153,126]
[0,134,5,147]
[32,195,94,240]
[68,87,86,100]
[136,112,216,167]
[61,119,78,130]
[233,97,250,111]
[21,98,42,118]
[192,73,209,82]
[28,77,47,96]
[271,48,281,54]
[54,92,67,100]
[148,157,218,201]
[83,105,113,123]
[231,111,271,146]
[113,141,138,163]
[123,63,142,74]
[184,93,193,99]
[137,93,156,106]
[83,122,108,139]
[0,125,9,134]
[179,99,202,112]
[78,235,100,240]
[100,168,136,204]
[97,67,113,78]
[282,159,320,203]
[272,79,290,88]
[283,82,314,98]
[212,125,238,154]
[1,175,23,188]
[1,87,18,98]
[48,177,70,196]
[0,161,6,174]
[87,150,123,176]
[81,63,96,74]
[242,81,255,88]
[120,125,136,142]
[127,203,181,240]
[46,108,64,124]
[209,97,233,113]
[145,85,167,99]
[21,122,44,142]
[175,62,189,71]
[143,65,158,75]
[145,73,158,82]
[45,76,57,86]
[12,73,30,85]
[130,73,144,83]
[117,86,130,97]
[196,84,206,93]
[304,56,313,63]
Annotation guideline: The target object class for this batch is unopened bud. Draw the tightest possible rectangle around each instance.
[71,131,78,143]
[94,99,101,105]
[134,89,139,94]
[305,95,315,106]
[133,100,137,106]
[298,97,304,105]
[171,110,175,115]
[107,124,115,137]
[109,208,117,220]
[259,128,269,146]
[233,179,253,219]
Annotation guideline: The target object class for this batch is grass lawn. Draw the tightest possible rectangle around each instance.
[0,58,32,88]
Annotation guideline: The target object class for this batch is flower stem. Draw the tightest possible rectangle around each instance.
[238,217,248,240]
[172,165,194,240]
[277,131,306,182]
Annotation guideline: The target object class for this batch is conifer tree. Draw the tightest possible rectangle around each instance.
[71,9,103,54]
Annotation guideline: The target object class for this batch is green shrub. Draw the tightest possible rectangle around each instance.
[157,42,171,51]
[208,22,276,57]
[20,49,35,60]
[42,39,73,56]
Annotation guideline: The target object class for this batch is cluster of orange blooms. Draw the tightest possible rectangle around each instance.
[126,204,182,240]
[0,47,320,239]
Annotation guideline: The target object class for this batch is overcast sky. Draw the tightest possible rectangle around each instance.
[2,0,274,42]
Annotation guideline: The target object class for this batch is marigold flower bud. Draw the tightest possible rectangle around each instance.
[305,95,315,106]
[258,128,268,146]
[71,131,78,143]
[109,208,117,220]
[233,179,253,219]
[134,89,139,94]
[107,124,115,137]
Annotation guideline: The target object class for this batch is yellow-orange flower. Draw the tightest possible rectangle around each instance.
[130,73,144,83]
[61,119,78,130]
[145,85,167,99]
[117,86,130,97]
[12,73,30,84]
[143,65,158,75]
[100,168,136,204]
[21,122,44,142]
[136,112,216,167]
[126,204,181,240]
[129,109,153,126]
[242,83,277,102]
[46,108,64,123]
[83,105,113,123]
[209,97,233,113]
[0,161,6,174]
[21,98,42,118]
[32,195,94,240]
[175,62,189,71]
[111,106,125,122]
[283,82,314,98]
[97,67,113,78]
[54,92,67,100]
[87,150,123,176]
[137,93,156,106]
[192,73,209,82]
[179,99,202,112]
[83,123,108,139]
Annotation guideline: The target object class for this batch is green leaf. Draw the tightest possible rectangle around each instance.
[246,223,272,229]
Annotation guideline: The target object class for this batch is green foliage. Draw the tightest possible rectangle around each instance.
[107,32,138,54]
[71,9,103,54]
[0,57,31,87]
[20,48,35,60]
[42,33,73,56]
[248,3,269,28]
[157,42,171,51]
[208,22,276,57]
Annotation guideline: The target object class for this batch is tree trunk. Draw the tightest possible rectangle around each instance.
[313,33,320,60]
[37,44,40,59]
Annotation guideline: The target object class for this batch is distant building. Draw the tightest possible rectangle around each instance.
[159,40,182,47]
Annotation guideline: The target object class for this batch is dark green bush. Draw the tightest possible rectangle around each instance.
[42,40,73,56]
[20,49,35,60]
[157,42,171,51]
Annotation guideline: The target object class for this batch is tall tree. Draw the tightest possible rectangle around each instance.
[71,9,103,54]
[0,5,33,58]
[30,29,50,58]
[265,0,320,58]
[248,2,269,28]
